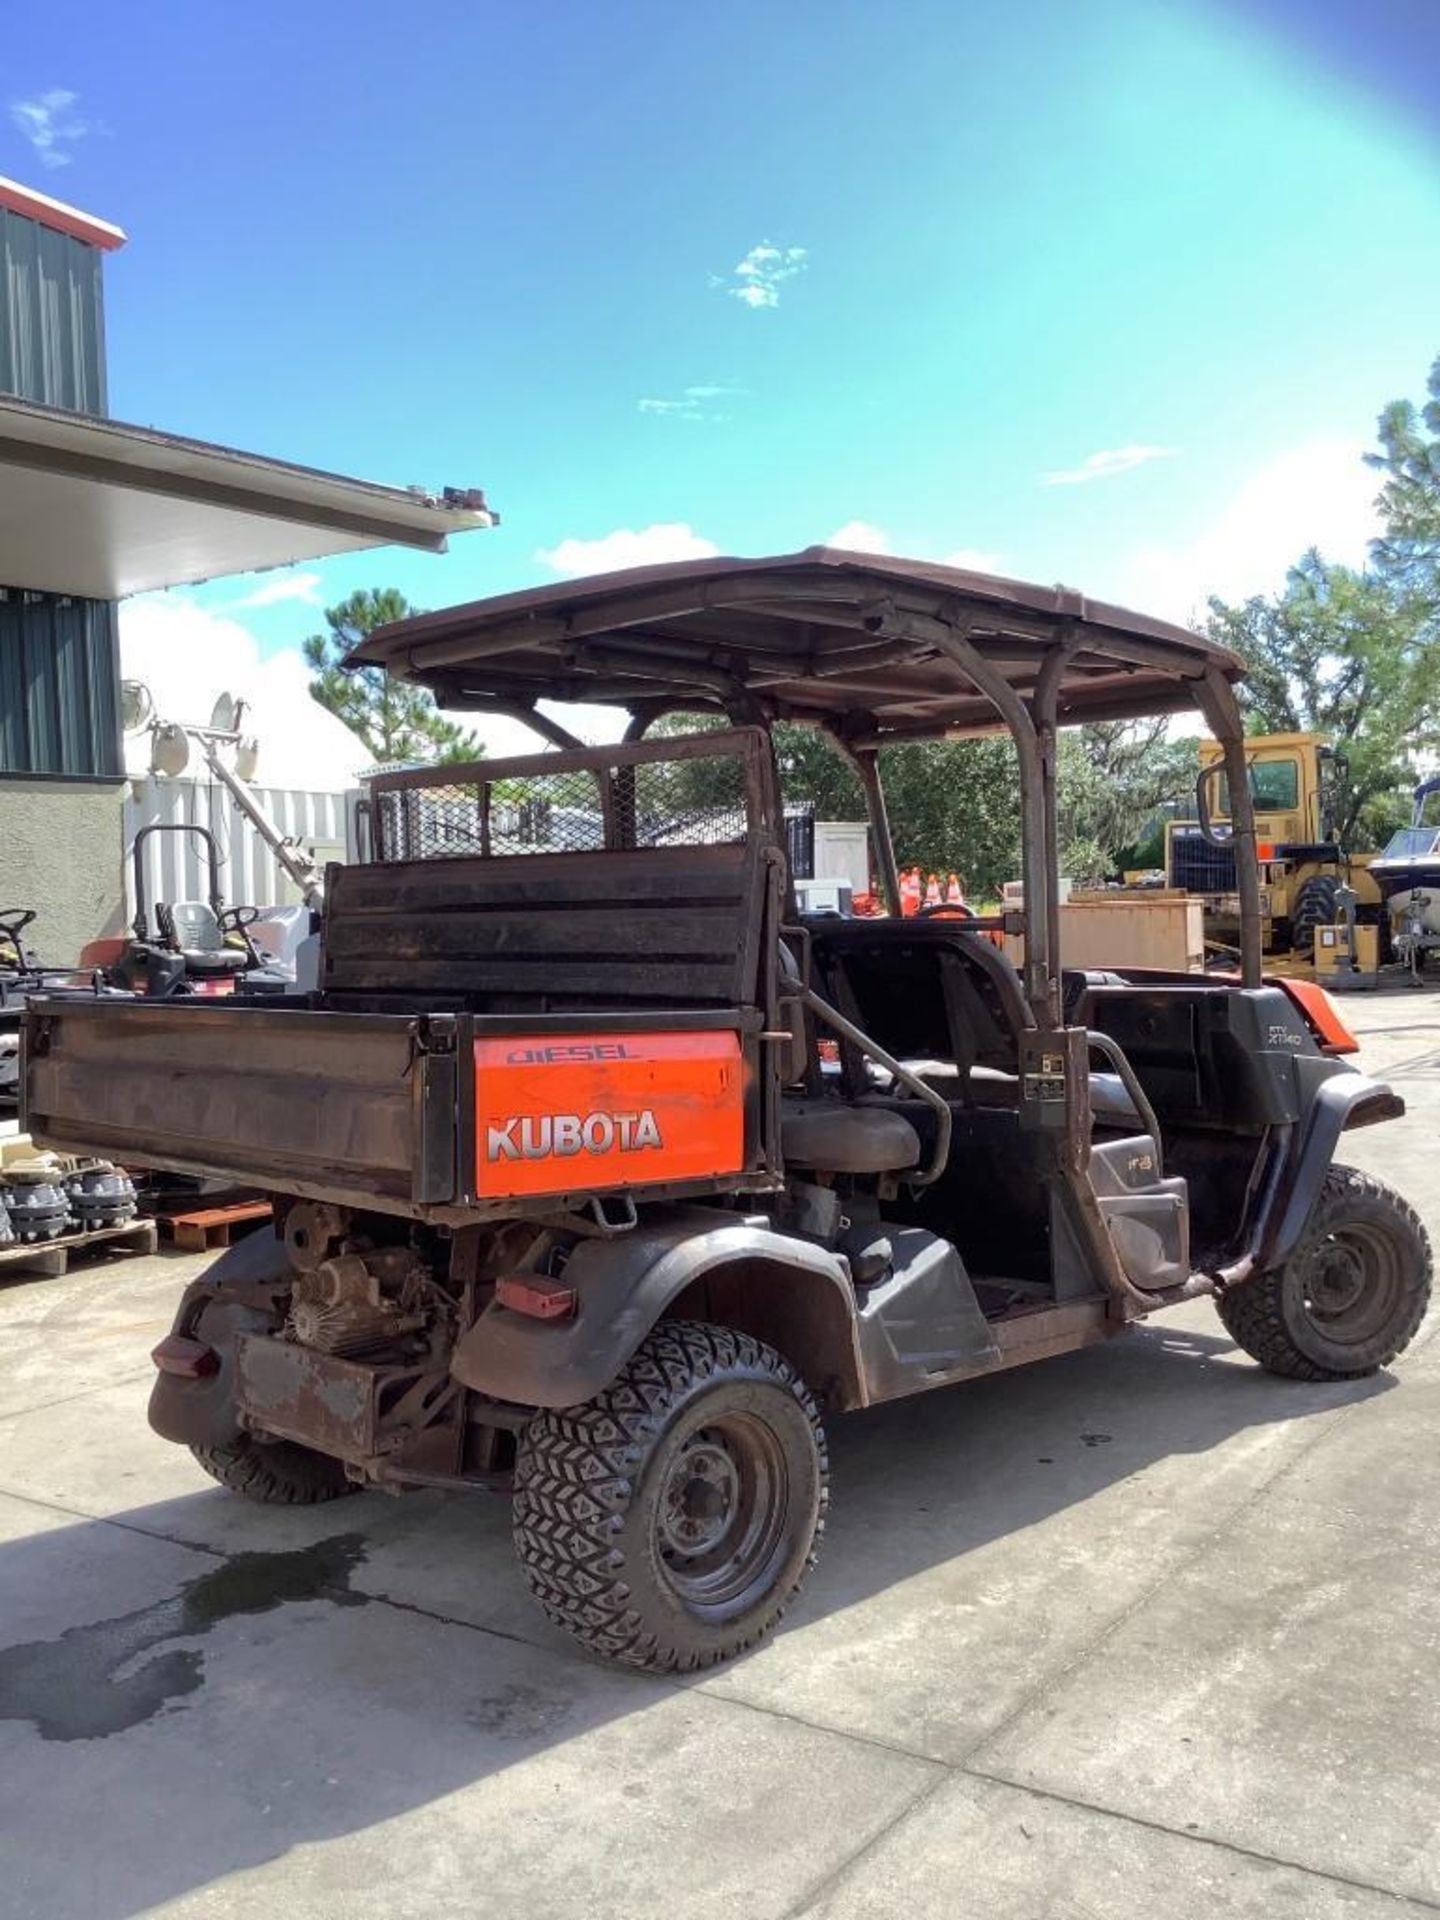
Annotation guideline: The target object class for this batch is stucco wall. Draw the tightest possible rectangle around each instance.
[0,778,125,963]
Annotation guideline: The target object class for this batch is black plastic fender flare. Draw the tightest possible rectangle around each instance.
[1262,1072,1404,1270]
[451,1212,860,1411]
[147,1229,291,1449]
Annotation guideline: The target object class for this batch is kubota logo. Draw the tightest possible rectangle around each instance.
[486,1110,664,1162]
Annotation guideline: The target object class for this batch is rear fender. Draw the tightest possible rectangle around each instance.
[451,1211,863,1411]
[147,1229,292,1449]
[1262,1068,1404,1269]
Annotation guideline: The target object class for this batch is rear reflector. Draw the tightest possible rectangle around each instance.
[495,1274,578,1321]
[151,1334,220,1378]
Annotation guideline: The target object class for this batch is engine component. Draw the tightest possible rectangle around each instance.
[284,1200,351,1274]
[1,1164,70,1241]
[286,1248,428,1358]
[0,1192,14,1246]
[65,1162,137,1230]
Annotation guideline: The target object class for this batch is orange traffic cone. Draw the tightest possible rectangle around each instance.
[900,868,922,917]
[946,872,966,905]
[925,874,942,907]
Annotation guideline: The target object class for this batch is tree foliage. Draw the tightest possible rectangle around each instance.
[1368,350,1440,602]
[1057,723,1199,885]
[1207,551,1440,847]
[1202,352,1440,850]
[305,588,481,765]
[654,714,1192,896]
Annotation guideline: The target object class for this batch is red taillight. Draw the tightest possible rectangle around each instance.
[495,1274,578,1321]
[151,1334,220,1378]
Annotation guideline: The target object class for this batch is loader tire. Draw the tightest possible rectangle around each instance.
[1218,1165,1431,1380]
[1289,873,1342,956]
[191,1433,358,1505]
[513,1320,827,1673]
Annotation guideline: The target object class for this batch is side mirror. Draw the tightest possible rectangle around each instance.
[1196,765,1231,848]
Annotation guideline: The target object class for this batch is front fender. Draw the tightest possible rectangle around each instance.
[450,1210,856,1410]
[1263,1070,1404,1269]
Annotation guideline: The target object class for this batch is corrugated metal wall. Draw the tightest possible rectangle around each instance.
[0,591,122,776]
[0,207,107,411]
[124,776,351,921]
[0,204,120,779]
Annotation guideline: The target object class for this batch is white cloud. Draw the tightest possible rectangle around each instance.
[1043,444,1178,486]
[825,520,891,554]
[9,89,92,169]
[637,384,746,423]
[717,242,808,310]
[534,522,720,577]
[940,547,1004,574]
[119,594,369,792]
[1111,438,1381,625]
[223,571,326,610]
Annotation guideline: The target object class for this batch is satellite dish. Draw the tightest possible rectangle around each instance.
[209,691,241,734]
[234,737,261,782]
[150,723,191,779]
[121,680,155,734]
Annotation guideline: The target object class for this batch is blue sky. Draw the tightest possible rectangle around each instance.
[5,0,1440,765]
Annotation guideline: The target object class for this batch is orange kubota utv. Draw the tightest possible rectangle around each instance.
[24,551,1431,1672]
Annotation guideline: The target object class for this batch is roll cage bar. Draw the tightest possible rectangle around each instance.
[350,546,1261,1023]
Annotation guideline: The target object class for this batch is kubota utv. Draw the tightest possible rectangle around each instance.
[23,551,1431,1672]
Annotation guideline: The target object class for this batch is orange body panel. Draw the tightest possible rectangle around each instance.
[1276,977,1360,1054]
[473,1029,746,1200]
[77,937,127,969]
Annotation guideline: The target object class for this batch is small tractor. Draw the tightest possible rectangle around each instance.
[1166,731,1384,959]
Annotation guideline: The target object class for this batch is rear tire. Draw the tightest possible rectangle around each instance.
[513,1320,828,1673]
[191,1433,358,1505]
[1218,1165,1431,1379]
[1289,873,1341,956]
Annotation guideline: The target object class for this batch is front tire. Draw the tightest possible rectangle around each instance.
[191,1433,358,1505]
[513,1320,828,1673]
[1218,1165,1431,1379]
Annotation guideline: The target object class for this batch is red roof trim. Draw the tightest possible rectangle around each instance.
[0,175,126,251]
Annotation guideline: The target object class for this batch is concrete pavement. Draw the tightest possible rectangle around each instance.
[1,989,1437,1918]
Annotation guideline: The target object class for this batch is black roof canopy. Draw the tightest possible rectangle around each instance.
[352,547,1241,742]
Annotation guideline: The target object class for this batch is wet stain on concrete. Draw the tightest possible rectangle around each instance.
[0,1534,369,1742]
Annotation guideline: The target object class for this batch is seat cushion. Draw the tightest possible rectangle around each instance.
[179,949,249,975]
[781,1102,921,1174]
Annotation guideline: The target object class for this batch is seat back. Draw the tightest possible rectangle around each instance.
[806,920,1032,1077]
[164,901,227,953]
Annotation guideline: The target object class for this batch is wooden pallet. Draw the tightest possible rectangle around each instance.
[155,1200,272,1252]
[0,1216,159,1282]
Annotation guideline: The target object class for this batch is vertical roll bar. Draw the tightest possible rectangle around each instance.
[928,622,1058,1027]
[1197,666,1263,987]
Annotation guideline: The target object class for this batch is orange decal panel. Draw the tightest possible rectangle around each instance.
[473,1029,745,1199]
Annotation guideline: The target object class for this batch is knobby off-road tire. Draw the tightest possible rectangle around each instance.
[191,1434,358,1505]
[1288,873,1342,956]
[513,1320,828,1673]
[1218,1165,1431,1380]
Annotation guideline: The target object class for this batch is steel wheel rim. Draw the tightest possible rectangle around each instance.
[1296,1219,1405,1350]
[654,1409,791,1618]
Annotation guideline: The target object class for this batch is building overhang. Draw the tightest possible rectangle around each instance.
[0,393,495,599]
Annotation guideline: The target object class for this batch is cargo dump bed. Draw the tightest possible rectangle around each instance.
[24,729,783,1219]
[24,998,769,1220]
